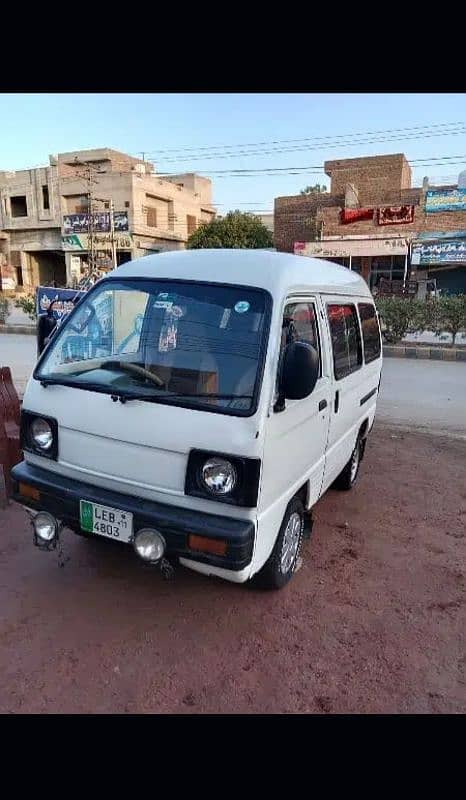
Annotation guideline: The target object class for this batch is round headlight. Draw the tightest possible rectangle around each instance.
[31,418,53,450]
[33,511,57,542]
[201,458,237,495]
[133,529,166,563]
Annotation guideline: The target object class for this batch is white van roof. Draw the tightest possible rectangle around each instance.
[110,249,373,299]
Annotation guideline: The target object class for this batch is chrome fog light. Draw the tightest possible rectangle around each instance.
[33,511,58,543]
[133,529,166,563]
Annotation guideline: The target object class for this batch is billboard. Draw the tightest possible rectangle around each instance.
[36,287,86,321]
[411,238,466,265]
[425,189,466,213]
[63,211,129,234]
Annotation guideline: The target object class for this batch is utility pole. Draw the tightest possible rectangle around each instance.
[109,198,117,269]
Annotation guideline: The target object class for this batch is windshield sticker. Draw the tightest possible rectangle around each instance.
[154,292,175,310]
[234,300,250,314]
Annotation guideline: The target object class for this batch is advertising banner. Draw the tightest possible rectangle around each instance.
[377,205,415,225]
[425,189,466,213]
[36,286,86,321]
[411,238,466,265]
[63,211,129,234]
[339,208,374,225]
[294,237,408,258]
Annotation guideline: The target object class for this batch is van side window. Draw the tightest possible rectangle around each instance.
[279,302,321,378]
[358,303,381,363]
[327,304,362,380]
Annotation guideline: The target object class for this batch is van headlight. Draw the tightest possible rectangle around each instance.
[31,418,53,451]
[201,458,237,495]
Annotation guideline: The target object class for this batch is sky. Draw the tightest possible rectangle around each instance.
[1,93,465,213]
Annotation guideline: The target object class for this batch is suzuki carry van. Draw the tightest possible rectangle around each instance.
[12,249,382,589]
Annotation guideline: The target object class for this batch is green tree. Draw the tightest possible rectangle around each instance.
[187,211,273,250]
[375,297,425,344]
[300,183,327,195]
[428,295,466,346]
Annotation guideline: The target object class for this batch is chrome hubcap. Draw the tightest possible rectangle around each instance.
[280,512,302,574]
[350,441,360,483]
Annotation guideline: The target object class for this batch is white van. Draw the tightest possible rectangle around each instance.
[12,250,382,590]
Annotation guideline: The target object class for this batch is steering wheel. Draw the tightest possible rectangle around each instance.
[101,360,165,387]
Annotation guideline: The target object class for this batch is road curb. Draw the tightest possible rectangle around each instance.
[383,345,466,362]
[0,324,36,335]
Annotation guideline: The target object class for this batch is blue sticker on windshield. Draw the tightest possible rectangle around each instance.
[234,300,250,313]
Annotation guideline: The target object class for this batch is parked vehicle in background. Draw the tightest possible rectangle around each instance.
[12,249,382,590]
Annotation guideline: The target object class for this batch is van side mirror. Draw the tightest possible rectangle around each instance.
[275,341,319,412]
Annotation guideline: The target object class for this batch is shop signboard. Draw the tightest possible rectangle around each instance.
[411,238,466,265]
[294,237,408,258]
[63,211,129,234]
[425,189,466,213]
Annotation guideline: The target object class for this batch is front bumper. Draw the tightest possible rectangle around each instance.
[11,461,255,572]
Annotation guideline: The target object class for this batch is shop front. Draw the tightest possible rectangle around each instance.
[411,237,466,295]
[294,236,409,292]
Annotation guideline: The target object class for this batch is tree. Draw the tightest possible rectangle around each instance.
[427,295,466,346]
[187,210,273,250]
[14,294,37,321]
[300,183,327,195]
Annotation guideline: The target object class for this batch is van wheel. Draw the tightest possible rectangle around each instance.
[334,436,363,491]
[253,497,304,590]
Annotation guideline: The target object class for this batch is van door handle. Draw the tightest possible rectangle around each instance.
[334,390,340,413]
[318,399,327,411]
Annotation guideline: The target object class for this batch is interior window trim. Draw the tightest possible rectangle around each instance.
[357,302,382,365]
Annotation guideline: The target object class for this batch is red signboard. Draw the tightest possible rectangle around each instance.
[377,205,414,225]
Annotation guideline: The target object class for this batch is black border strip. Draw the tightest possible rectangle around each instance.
[360,387,378,406]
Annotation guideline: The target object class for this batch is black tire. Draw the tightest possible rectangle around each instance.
[334,435,363,491]
[253,497,304,590]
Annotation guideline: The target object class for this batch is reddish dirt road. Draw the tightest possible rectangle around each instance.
[1,426,465,714]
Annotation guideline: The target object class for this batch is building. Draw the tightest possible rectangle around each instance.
[0,149,215,291]
[274,153,466,294]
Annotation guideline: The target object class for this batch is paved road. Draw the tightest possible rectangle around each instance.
[2,333,466,435]
[378,358,466,437]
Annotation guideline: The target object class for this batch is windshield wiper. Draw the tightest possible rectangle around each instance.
[111,392,253,404]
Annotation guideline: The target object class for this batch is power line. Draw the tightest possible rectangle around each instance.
[142,127,466,165]
[139,121,466,157]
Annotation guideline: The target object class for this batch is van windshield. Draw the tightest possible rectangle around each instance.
[35,278,270,415]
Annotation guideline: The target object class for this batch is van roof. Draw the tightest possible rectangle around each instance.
[110,249,373,299]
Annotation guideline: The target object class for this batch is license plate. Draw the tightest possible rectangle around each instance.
[80,500,133,542]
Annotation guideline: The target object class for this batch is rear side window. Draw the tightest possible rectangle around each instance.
[358,303,381,363]
[327,304,362,380]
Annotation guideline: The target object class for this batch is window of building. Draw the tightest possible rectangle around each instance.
[146,207,157,227]
[64,194,89,214]
[370,255,406,290]
[10,195,28,218]
[327,304,362,380]
[124,201,130,208]
[277,302,321,393]
[187,215,197,236]
[42,185,50,210]
[358,303,381,363]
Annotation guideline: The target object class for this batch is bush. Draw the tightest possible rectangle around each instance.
[426,295,466,346]
[375,294,466,346]
[375,297,425,344]
[14,294,37,322]
[0,295,11,324]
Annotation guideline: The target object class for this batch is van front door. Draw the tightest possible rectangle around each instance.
[258,297,331,563]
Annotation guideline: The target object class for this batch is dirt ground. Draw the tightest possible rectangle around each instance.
[0,426,465,714]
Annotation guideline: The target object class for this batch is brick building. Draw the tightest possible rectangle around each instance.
[0,149,215,292]
[274,153,466,294]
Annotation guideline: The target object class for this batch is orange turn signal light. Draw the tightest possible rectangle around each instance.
[188,534,227,557]
[19,483,40,501]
